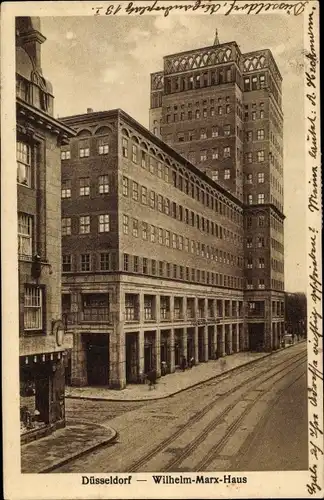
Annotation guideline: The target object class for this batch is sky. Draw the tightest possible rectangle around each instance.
[40,13,306,292]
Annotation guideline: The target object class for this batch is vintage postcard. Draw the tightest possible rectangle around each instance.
[1,0,323,499]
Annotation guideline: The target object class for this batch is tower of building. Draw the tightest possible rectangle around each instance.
[150,33,285,351]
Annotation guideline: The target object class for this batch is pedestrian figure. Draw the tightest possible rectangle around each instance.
[161,360,167,376]
[147,369,157,390]
[181,356,187,371]
[220,357,227,371]
[188,356,195,368]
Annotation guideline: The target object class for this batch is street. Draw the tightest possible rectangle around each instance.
[57,343,307,473]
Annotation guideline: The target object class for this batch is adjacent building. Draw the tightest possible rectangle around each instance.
[60,35,285,390]
[61,109,246,389]
[16,17,75,441]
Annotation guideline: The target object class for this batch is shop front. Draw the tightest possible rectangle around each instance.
[20,351,66,444]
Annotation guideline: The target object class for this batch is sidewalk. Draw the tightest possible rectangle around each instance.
[66,350,275,402]
[21,420,117,473]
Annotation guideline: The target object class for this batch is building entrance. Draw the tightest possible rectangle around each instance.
[126,332,138,383]
[144,332,155,373]
[85,334,109,386]
[248,324,265,351]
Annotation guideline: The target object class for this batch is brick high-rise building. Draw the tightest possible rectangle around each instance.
[16,17,75,442]
[149,34,285,353]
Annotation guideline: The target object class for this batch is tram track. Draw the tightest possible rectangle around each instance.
[128,349,306,472]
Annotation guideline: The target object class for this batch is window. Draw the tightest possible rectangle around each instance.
[188,130,194,141]
[132,181,139,201]
[212,170,219,181]
[130,143,137,163]
[165,230,170,247]
[224,169,230,180]
[61,180,71,200]
[258,279,265,289]
[244,77,250,91]
[188,151,195,163]
[212,126,219,137]
[61,150,70,160]
[172,233,177,249]
[247,258,253,269]
[125,294,138,320]
[98,175,109,194]
[158,227,163,245]
[260,110,264,119]
[17,142,32,187]
[24,286,42,330]
[211,107,215,116]
[203,108,207,117]
[247,279,253,290]
[218,106,223,115]
[257,129,265,140]
[248,194,253,205]
[164,198,170,215]
[246,131,253,142]
[80,254,91,271]
[226,104,231,114]
[18,213,33,258]
[212,148,218,160]
[122,176,129,196]
[178,235,183,250]
[141,150,147,168]
[100,253,110,271]
[79,216,90,234]
[79,140,90,158]
[157,194,163,212]
[79,178,90,196]
[224,124,230,136]
[150,225,156,243]
[62,217,71,236]
[133,256,139,273]
[246,152,253,163]
[122,138,128,157]
[144,296,155,320]
[149,191,155,209]
[98,214,110,233]
[164,166,169,182]
[260,75,266,89]
[258,193,265,204]
[157,161,163,178]
[247,238,253,248]
[142,222,148,240]
[224,147,230,158]
[62,255,72,272]
[258,258,265,268]
[132,218,138,237]
[257,150,265,162]
[200,128,207,139]
[141,186,147,205]
[252,111,256,120]
[149,156,155,173]
[246,173,253,183]
[200,150,207,161]
[98,138,109,155]
[178,133,185,142]
[257,237,265,247]
[258,215,265,227]
[195,109,200,119]
[123,215,129,234]
[258,172,265,184]
[123,253,129,271]
[143,258,148,274]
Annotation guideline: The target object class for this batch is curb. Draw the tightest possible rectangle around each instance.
[38,423,118,474]
[66,351,278,403]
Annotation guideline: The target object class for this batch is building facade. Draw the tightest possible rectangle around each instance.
[149,37,285,354]
[16,17,75,442]
[61,109,247,389]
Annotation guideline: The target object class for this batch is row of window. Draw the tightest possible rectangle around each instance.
[245,257,266,269]
[63,251,244,289]
[271,258,284,273]
[246,193,266,205]
[271,237,284,254]
[62,175,110,198]
[176,124,233,142]
[165,104,232,123]
[244,110,265,121]
[122,136,242,225]
[270,215,284,233]
[61,137,109,160]
[163,66,236,97]
[270,174,283,195]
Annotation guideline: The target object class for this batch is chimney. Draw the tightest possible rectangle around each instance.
[87,108,93,114]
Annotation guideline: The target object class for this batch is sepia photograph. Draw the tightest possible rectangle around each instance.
[2,1,322,499]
